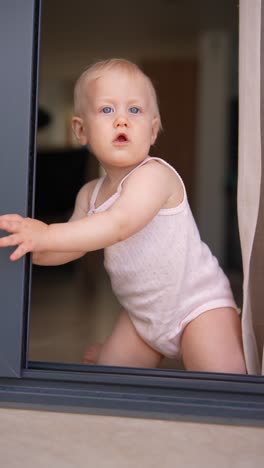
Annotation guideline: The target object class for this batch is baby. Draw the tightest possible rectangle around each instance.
[0,58,246,373]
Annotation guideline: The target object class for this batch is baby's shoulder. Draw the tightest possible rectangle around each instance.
[145,158,185,208]
[144,158,184,189]
[128,157,175,181]
[124,157,185,209]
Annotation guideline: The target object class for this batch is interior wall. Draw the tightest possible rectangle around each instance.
[195,31,232,261]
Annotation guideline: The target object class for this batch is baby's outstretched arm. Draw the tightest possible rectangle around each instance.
[0,161,176,262]
[0,213,87,264]
[0,214,49,261]
[0,180,94,264]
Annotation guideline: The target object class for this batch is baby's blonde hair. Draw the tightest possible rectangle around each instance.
[73,58,162,131]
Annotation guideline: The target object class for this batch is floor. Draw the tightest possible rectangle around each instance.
[29,259,120,364]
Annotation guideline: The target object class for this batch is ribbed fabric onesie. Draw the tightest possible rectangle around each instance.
[88,156,238,358]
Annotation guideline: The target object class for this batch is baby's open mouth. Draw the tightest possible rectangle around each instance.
[114,133,128,143]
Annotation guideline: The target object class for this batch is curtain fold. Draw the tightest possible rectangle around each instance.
[238,0,263,374]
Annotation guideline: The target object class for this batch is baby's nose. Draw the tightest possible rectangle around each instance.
[114,114,128,127]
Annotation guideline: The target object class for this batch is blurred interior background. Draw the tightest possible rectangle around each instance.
[28,0,241,369]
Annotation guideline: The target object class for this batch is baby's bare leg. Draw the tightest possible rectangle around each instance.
[181,307,247,374]
[86,309,162,368]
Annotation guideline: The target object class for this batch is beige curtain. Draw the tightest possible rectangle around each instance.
[238,0,264,374]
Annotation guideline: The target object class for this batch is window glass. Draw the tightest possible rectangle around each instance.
[28,0,241,372]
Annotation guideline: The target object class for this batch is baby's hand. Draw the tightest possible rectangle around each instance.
[0,214,49,261]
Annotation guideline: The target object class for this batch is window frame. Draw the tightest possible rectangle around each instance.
[0,0,264,427]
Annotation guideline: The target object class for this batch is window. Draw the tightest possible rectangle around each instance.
[0,0,263,426]
[30,0,241,368]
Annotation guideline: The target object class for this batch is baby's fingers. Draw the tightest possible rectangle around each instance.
[0,215,23,233]
[9,244,29,261]
[0,234,21,248]
[0,214,23,223]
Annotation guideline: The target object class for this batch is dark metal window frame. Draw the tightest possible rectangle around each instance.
[0,0,264,427]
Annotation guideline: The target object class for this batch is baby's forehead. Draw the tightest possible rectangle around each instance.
[85,68,150,92]
[83,70,155,112]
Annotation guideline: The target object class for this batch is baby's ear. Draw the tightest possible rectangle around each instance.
[150,117,160,145]
[72,116,88,146]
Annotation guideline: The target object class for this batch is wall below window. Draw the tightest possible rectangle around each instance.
[1,407,264,467]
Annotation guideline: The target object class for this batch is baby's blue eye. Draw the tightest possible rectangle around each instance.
[102,107,113,113]
[129,107,140,114]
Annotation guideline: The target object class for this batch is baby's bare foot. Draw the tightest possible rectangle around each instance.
[83,343,102,364]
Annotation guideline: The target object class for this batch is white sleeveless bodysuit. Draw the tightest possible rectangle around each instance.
[88,157,238,358]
